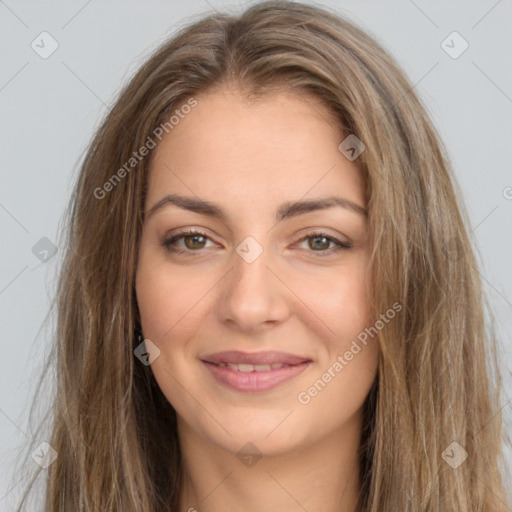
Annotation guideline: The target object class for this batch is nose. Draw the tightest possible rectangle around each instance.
[216,241,291,333]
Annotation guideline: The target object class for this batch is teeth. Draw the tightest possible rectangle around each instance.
[226,362,241,371]
[237,363,254,372]
[254,364,271,371]
[217,362,289,371]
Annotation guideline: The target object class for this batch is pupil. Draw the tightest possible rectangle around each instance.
[311,236,328,250]
[186,235,205,249]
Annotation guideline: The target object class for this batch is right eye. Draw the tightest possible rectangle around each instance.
[162,228,217,254]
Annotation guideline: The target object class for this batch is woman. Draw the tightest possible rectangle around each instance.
[16,1,510,510]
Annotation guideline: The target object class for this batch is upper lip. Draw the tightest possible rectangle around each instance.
[201,350,311,365]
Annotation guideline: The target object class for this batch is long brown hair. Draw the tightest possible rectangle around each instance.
[15,1,510,510]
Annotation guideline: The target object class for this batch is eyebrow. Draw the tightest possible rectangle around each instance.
[144,193,367,222]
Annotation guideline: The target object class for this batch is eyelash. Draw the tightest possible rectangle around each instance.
[162,228,352,256]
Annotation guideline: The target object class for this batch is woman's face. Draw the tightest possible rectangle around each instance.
[135,86,378,456]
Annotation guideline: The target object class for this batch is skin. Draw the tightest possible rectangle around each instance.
[135,85,379,512]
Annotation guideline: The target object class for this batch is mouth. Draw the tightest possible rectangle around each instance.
[201,350,311,366]
[201,351,312,392]
[211,361,297,371]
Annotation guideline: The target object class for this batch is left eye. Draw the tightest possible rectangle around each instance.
[295,232,352,253]
[162,230,351,255]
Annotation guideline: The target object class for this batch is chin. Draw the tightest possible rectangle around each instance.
[186,406,317,459]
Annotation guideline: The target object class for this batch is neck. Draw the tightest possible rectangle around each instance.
[177,410,363,512]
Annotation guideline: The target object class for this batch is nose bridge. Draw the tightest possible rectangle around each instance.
[233,235,270,288]
[216,235,289,330]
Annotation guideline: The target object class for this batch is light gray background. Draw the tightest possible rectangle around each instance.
[1,0,511,508]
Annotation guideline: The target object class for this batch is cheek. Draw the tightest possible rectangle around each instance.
[293,260,371,345]
[135,252,210,343]
[294,267,378,422]
[290,259,376,396]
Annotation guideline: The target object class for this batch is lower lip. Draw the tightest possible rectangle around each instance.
[202,361,310,392]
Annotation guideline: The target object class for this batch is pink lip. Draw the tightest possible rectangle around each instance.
[201,350,310,365]
[201,351,311,392]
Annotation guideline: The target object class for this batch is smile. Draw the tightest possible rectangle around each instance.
[215,362,292,371]
[201,351,311,392]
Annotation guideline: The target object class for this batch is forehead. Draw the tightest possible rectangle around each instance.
[147,88,365,211]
